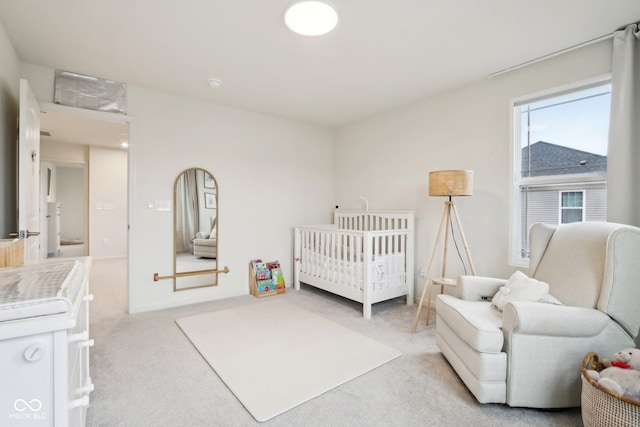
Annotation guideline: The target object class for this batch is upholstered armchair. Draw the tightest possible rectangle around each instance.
[435,221,640,408]
[193,217,217,259]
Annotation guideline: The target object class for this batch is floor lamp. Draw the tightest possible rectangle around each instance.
[412,170,476,332]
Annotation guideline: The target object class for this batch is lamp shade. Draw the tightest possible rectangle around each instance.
[429,170,474,197]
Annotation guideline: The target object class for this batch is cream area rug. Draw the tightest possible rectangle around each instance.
[176,299,402,422]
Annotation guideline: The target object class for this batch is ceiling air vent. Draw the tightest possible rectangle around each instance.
[54,70,127,114]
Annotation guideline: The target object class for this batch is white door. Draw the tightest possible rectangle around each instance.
[17,79,41,263]
[39,164,49,259]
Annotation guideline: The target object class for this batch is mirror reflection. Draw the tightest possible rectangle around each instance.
[174,168,218,291]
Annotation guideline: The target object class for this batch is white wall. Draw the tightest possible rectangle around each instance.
[41,140,88,164]
[89,146,127,257]
[0,19,20,237]
[21,63,336,313]
[197,169,215,238]
[335,41,614,294]
[18,38,614,313]
[57,166,85,240]
[40,140,128,256]
[126,86,336,312]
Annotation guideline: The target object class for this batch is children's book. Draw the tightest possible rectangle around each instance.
[266,261,280,270]
[255,268,271,281]
[257,279,274,293]
[271,268,285,288]
[251,260,266,272]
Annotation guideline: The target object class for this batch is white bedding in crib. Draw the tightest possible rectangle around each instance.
[300,248,405,290]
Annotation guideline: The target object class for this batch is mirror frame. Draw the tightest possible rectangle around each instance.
[173,167,219,291]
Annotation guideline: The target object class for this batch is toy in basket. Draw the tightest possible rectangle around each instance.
[581,351,640,427]
[249,259,286,297]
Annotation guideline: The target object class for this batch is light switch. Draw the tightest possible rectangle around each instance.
[155,200,171,211]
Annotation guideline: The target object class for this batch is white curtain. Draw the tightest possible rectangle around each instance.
[175,170,199,253]
[607,23,640,226]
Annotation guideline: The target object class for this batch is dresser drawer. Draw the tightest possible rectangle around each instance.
[0,332,54,424]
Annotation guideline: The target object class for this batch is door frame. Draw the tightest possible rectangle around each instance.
[39,101,133,311]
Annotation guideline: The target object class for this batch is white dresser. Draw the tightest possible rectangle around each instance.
[0,257,93,427]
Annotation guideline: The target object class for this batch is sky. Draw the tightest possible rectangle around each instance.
[520,85,611,156]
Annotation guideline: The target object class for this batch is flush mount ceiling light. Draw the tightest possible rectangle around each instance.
[284,1,338,36]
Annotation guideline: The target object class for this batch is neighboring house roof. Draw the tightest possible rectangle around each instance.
[521,141,607,177]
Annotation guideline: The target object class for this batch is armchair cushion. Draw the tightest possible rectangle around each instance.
[193,238,216,248]
[502,301,612,337]
[531,222,613,308]
[491,271,549,312]
[437,295,503,353]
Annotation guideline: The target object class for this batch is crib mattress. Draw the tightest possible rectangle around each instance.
[0,258,89,322]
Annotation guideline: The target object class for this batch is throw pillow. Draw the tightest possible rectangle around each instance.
[491,271,549,311]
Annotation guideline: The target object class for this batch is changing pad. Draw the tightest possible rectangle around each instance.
[0,258,88,322]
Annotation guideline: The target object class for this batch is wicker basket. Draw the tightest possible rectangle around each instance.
[581,352,640,427]
[0,239,24,267]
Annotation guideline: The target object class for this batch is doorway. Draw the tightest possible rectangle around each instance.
[38,102,130,302]
[42,162,86,258]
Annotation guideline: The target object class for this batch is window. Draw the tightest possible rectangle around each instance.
[510,78,610,265]
[560,191,584,223]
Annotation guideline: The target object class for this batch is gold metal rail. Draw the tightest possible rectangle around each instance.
[153,266,230,281]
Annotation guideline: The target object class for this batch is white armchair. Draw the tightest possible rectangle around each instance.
[193,217,217,259]
[436,221,640,408]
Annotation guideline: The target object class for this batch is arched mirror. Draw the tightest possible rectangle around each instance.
[173,168,218,291]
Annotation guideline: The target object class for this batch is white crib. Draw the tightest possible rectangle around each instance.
[294,211,414,319]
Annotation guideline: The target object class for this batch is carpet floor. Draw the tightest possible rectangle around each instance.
[86,258,583,426]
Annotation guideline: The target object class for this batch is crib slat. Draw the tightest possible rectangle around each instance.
[362,231,372,318]
[314,230,320,277]
[348,234,352,287]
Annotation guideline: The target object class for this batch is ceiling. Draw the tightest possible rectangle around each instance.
[39,109,129,149]
[1,0,639,132]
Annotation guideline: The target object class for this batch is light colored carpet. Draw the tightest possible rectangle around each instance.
[86,257,582,426]
[56,243,85,258]
[176,299,402,422]
[176,252,216,271]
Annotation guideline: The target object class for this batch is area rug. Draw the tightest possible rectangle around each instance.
[175,299,402,422]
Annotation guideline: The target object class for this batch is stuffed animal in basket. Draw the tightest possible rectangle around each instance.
[586,348,640,401]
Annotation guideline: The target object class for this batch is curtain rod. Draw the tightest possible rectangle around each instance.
[488,32,614,78]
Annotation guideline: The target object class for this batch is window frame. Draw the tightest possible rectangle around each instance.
[559,190,585,224]
[508,75,610,267]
